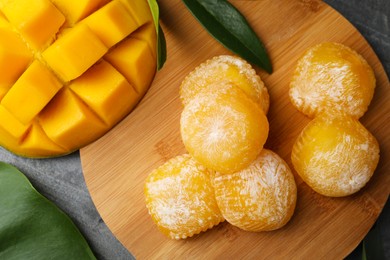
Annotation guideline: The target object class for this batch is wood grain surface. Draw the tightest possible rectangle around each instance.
[80,0,390,258]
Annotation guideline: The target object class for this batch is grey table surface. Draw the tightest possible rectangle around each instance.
[0,0,389,259]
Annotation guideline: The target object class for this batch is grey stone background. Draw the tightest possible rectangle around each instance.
[0,1,388,259]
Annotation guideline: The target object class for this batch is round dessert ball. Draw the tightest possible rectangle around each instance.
[213,149,297,231]
[180,55,270,114]
[180,81,269,174]
[291,112,380,197]
[289,42,375,119]
[144,154,224,239]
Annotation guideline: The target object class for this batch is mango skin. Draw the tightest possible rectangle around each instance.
[0,0,157,157]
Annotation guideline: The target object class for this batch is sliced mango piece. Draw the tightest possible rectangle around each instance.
[0,11,9,27]
[42,24,107,82]
[0,86,7,100]
[130,22,157,58]
[83,0,138,48]
[39,88,107,151]
[0,27,33,94]
[119,0,152,26]
[0,126,29,157]
[1,61,63,124]
[70,60,139,125]
[50,0,109,25]
[0,0,65,49]
[105,38,156,95]
[0,105,29,140]
[21,122,66,157]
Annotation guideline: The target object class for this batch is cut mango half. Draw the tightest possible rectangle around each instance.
[0,0,156,157]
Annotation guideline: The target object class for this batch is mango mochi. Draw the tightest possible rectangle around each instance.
[0,0,157,157]
[144,154,224,240]
[180,81,269,174]
[289,42,379,197]
[180,55,270,114]
[146,56,298,239]
[289,42,375,119]
[213,149,297,231]
[291,112,379,197]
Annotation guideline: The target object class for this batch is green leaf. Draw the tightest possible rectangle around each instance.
[362,242,367,260]
[362,223,386,260]
[157,23,167,70]
[148,0,167,70]
[0,162,95,259]
[182,0,272,73]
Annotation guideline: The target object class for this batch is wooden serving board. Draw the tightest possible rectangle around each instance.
[80,0,390,258]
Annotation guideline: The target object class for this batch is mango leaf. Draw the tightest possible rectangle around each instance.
[0,162,95,259]
[182,0,272,73]
[362,223,386,260]
[148,0,167,70]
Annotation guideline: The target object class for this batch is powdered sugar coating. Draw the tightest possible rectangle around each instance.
[145,154,224,239]
[289,42,375,119]
[291,112,380,197]
[180,82,269,174]
[180,55,270,114]
[213,149,297,231]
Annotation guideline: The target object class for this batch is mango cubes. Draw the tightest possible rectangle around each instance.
[0,0,157,157]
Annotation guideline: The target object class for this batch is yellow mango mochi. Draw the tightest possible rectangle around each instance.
[145,154,224,240]
[180,55,270,114]
[213,149,297,231]
[0,0,156,157]
[291,112,379,197]
[289,42,375,119]
[180,81,269,174]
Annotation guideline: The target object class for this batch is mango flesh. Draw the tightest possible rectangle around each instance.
[0,0,157,157]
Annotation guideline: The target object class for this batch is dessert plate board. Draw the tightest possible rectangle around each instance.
[80,0,390,258]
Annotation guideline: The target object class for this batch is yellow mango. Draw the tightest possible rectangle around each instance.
[50,0,110,25]
[0,105,29,140]
[0,0,65,49]
[21,123,66,157]
[83,0,138,48]
[0,0,156,157]
[42,24,107,81]
[1,61,63,124]
[119,0,152,26]
[0,127,24,157]
[105,37,156,95]
[0,11,8,27]
[130,22,157,58]
[70,60,140,125]
[0,27,33,96]
[39,88,107,151]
